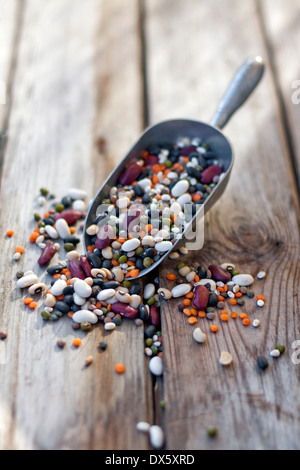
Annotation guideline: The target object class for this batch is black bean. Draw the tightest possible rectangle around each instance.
[196,265,207,279]
[138,304,150,322]
[135,258,144,270]
[102,260,112,269]
[88,253,102,268]
[144,324,156,339]
[61,196,72,208]
[133,184,144,197]
[43,217,55,226]
[63,295,74,306]
[203,150,217,160]
[208,293,218,307]
[102,281,120,290]
[112,317,121,326]
[92,286,101,297]
[142,194,152,204]
[63,285,74,296]
[55,301,70,314]
[141,248,155,259]
[257,356,269,370]
[197,155,208,169]
[99,341,108,350]
[129,282,142,295]
[195,183,206,192]
[47,264,64,276]
[187,166,202,180]
[63,236,80,245]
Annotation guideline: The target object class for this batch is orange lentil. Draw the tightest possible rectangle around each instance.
[182,299,191,306]
[223,285,228,293]
[115,363,126,374]
[126,269,139,278]
[6,230,14,237]
[117,238,127,244]
[43,212,50,218]
[183,308,192,317]
[190,308,197,316]
[68,312,73,318]
[192,194,201,202]
[56,294,64,301]
[228,298,237,306]
[198,310,206,318]
[66,279,72,285]
[46,289,51,294]
[239,313,248,319]
[218,295,225,302]
[23,297,34,305]
[256,294,266,301]
[185,292,194,299]
[152,164,162,174]
[127,261,135,267]
[156,194,162,200]
[235,292,243,298]
[210,325,219,333]
[242,318,251,326]
[73,338,82,347]
[194,275,200,283]
[220,309,228,315]
[15,246,25,254]
[53,273,61,279]
[230,312,238,319]
[111,259,120,267]
[29,231,39,242]
[142,150,149,158]
[167,273,176,281]
[145,224,153,233]
[217,286,225,293]
[61,268,69,274]
[29,301,38,309]
[188,317,198,325]
[152,175,159,185]
[33,227,40,233]
[95,302,102,309]
[70,226,77,234]
[220,313,229,322]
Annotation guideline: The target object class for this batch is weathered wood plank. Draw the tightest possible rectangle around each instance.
[0,0,20,130]
[259,0,300,191]
[0,0,151,450]
[145,0,300,450]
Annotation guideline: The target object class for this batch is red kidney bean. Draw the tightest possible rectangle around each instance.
[110,302,138,319]
[200,165,222,184]
[181,145,197,156]
[119,162,142,186]
[145,154,159,166]
[79,256,93,278]
[193,285,210,309]
[69,259,86,280]
[150,305,160,328]
[208,264,232,283]
[54,210,82,225]
[95,224,116,250]
[38,243,56,266]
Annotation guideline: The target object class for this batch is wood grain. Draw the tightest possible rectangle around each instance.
[0,0,151,450]
[259,0,300,191]
[145,0,300,450]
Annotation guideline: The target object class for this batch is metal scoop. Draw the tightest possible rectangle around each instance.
[83,56,264,279]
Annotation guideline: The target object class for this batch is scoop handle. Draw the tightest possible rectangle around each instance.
[210,56,264,130]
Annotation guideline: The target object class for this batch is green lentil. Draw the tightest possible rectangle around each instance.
[64,243,75,252]
[147,296,157,306]
[38,221,45,228]
[159,400,165,409]
[246,290,255,298]
[80,322,92,331]
[150,345,158,355]
[40,187,49,197]
[206,426,218,438]
[145,338,153,347]
[122,280,131,289]
[16,271,24,279]
[119,255,128,264]
[237,298,245,306]
[101,307,108,315]
[143,257,153,268]
[231,269,239,277]
[34,212,41,221]
[275,344,285,354]
[41,310,51,321]
[177,262,185,270]
[113,252,121,260]
[164,159,173,168]
[135,246,144,256]
[55,203,65,213]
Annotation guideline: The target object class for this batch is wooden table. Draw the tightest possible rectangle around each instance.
[0,0,299,451]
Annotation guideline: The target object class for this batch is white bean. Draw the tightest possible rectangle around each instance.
[17,274,39,289]
[171,284,192,298]
[55,218,71,239]
[74,280,92,298]
[72,310,98,324]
